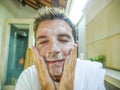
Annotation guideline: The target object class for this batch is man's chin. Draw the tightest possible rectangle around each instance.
[51,75,61,82]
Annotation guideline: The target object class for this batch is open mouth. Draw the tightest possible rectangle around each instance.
[46,59,64,64]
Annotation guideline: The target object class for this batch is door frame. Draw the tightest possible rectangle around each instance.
[1,19,35,88]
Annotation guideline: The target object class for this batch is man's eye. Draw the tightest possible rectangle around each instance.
[59,39,69,42]
[40,41,48,44]
[36,41,48,47]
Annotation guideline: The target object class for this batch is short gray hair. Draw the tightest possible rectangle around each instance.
[34,7,77,42]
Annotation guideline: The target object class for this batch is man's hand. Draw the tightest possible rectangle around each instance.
[32,43,77,90]
[32,46,56,90]
[59,43,78,90]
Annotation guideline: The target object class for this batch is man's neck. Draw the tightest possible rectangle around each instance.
[54,81,59,90]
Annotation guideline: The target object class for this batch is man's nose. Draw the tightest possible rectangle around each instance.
[48,40,60,54]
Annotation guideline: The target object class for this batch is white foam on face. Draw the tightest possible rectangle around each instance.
[36,19,75,62]
[46,52,65,61]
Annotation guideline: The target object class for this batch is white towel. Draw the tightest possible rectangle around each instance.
[74,59,106,90]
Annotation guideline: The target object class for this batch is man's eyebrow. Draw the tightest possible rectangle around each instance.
[36,35,47,40]
[58,34,71,39]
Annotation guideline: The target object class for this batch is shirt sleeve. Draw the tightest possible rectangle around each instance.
[15,65,41,90]
[15,70,32,90]
[74,59,106,90]
[98,69,106,90]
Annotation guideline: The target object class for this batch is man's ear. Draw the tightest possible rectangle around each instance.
[75,41,78,58]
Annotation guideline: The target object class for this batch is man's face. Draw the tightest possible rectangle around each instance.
[36,19,74,81]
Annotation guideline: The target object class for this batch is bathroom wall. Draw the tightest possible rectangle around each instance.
[0,3,15,90]
[77,15,86,59]
[0,3,35,90]
[86,0,120,89]
[1,19,34,90]
[0,1,15,66]
[0,2,14,63]
[86,0,120,71]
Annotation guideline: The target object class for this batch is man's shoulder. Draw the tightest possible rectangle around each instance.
[24,65,36,72]
[74,59,106,90]
[76,58,104,71]
[16,65,40,90]
[20,65,37,78]
[76,58,103,67]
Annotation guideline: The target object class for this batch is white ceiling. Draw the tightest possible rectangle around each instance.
[1,0,37,18]
[1,0,112,24]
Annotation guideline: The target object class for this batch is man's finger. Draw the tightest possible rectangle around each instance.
[69,43,78,63]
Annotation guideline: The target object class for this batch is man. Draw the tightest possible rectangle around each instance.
[15,7,106,90]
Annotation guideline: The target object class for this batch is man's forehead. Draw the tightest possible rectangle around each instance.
[36,19,72,36]
[38,19,71,29]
